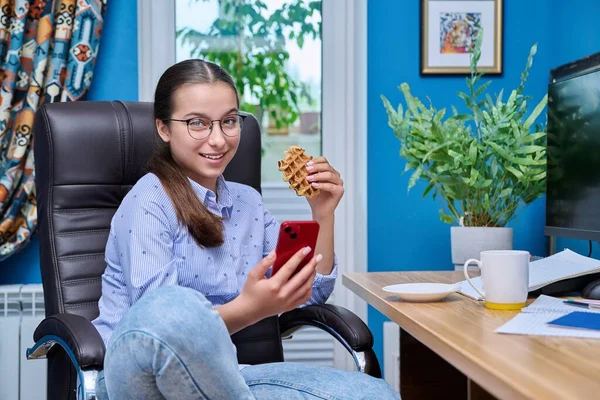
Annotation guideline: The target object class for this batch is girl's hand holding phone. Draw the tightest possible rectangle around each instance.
[238,247,322,321]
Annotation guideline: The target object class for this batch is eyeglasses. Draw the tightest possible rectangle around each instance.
[165,113,247,140]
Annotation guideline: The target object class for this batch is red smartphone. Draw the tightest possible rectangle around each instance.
[271,221,320,276]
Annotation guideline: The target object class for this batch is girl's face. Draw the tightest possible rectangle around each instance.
[156,82,241,191]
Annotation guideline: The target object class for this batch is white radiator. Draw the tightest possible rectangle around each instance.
[0,285,22,400]
[0,284,47,400]
[383,321,400,393]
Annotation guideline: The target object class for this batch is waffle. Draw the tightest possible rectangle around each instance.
[277,145,320,199]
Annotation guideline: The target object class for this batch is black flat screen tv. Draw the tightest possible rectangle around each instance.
[545,52,600,241]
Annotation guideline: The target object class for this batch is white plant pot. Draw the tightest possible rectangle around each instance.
[451,227,513,270]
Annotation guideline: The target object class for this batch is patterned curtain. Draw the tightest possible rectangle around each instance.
[0,0,106,260]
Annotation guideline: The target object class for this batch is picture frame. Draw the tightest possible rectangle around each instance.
[420,0,503,75]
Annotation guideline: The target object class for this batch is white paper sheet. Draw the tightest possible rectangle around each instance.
[494,295,600,338]
[459,277,485,300]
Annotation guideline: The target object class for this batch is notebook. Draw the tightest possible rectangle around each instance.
[548,312,600,331]
[459,249,600,300]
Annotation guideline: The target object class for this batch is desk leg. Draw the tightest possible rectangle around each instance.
[399,329,495,400]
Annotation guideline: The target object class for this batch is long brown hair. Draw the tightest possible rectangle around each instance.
[149,59,240,248]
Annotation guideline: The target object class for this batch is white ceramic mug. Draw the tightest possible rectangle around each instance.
[463,250,529,310]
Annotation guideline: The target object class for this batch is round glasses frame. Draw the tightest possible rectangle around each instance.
[165,113,247,140]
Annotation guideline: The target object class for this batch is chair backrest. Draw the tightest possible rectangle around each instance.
[34,101,285,400]
[34,101,262,320]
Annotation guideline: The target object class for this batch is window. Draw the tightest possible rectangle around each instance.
[175,0,322,183]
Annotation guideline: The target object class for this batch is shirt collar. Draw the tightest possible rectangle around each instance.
[216,176,233,214]
[187,176,233,217]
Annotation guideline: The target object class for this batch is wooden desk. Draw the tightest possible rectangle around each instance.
[343,271,600,400]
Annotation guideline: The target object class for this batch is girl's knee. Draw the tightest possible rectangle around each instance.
[142,285,210,308]
[113,285,219,345]
[133,285,212,320]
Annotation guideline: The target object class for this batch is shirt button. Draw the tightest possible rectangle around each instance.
[223,273,227,277]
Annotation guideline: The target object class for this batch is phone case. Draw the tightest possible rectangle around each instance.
[271,221,320,276]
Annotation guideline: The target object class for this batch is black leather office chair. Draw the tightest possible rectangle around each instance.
[26,101,381,400]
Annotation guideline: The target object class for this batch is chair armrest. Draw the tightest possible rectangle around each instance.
[279,304,374,352]
[30,313,105,370]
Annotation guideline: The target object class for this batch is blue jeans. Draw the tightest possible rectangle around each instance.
[95,286,399,400]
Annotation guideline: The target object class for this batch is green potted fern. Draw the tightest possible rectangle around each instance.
[381,31,548,267]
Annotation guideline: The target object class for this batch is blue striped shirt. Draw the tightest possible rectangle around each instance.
[92,173,338,347]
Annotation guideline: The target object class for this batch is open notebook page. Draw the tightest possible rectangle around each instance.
[459,249,600,300]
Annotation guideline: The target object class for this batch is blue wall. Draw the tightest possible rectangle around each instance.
[549,0,600,70]
[86,1,138,102]
[0,1,138,284]
[367,0,554,364]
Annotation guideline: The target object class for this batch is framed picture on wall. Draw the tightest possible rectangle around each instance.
[421,0,503,75]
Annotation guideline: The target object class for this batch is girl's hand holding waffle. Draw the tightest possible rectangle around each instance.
[278,146,344,220]
[304,156,344,220]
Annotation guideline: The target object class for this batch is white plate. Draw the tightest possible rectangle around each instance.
[382,283,461,302]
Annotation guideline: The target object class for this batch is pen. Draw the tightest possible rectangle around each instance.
[563,299,600,310]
